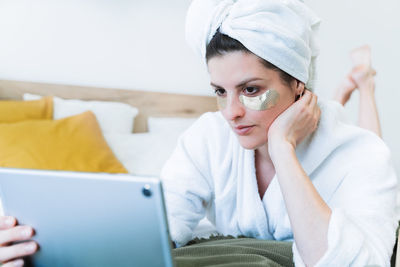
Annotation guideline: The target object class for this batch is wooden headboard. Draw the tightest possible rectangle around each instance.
[0,79,218,133]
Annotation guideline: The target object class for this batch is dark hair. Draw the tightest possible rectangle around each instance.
[205,31,296,87]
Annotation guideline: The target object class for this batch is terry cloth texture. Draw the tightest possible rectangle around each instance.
[185,0,321,90]
[162,100,398,266]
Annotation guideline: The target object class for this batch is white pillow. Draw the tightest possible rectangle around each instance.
[147,117,197,134]
[23,93,138,134]
[104,132,180,177]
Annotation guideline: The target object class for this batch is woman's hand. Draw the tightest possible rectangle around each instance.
[0,216,38,267]
[268,90,320,157]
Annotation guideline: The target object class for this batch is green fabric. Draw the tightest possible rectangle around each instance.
[172,236,294,267]
[172,221,400,266]
[390,221,400,267]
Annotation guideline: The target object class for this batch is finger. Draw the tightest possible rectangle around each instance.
[299,90,313,105]
[0,226,34,245]
[309,93,318,109]
[2,259,24,267]
[314,98,321,116]
[318,105,322,119]
[371,68,377,76]
[0,241,38,263]
[315,105,321,129]
[0,217,17,230]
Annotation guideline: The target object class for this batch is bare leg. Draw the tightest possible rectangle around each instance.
[351,65,382,137]
[332,45,382,138]
[333,74,357,106]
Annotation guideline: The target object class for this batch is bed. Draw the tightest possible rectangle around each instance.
[0,79,398,266]
[0,78,219,237]
[0,79,217,133]
[0,78,219,176]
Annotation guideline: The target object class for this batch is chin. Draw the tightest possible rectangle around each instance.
[237,136,266,150]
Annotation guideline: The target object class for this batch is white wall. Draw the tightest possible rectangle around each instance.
[0,0,399,174]
[305,0,400,176]
[0,0,210,95]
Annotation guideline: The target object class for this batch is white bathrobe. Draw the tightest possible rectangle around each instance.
[161,100,398,266]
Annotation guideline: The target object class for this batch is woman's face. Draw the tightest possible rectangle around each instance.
[207,51,297,150]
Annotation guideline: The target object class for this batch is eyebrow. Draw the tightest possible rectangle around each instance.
[210,78,264,89]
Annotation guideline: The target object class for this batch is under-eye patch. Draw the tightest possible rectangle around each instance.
[217,89,280,111]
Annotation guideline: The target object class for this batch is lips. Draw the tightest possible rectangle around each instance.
[236,125,252,129]
[233,125,255,135]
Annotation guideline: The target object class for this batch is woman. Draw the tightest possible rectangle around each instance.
[162,0,397,266]
[0,1,396,266]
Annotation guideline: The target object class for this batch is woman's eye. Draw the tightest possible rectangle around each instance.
[214,88,226,97]
[243,87,259,95]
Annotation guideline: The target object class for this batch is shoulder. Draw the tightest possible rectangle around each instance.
[338,125,392,169]
[323,100,391,164]
[300,100,393,174]
[318,100,389,156]
[323,101,394,177]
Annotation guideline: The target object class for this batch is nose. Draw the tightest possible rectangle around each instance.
[224,94,245,121]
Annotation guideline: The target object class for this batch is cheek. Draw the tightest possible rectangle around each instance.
[225,110,281,149]
[253,109,281,128]
[258,94,294,126]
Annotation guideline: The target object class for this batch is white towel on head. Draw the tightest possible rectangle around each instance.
[185,0,321,90]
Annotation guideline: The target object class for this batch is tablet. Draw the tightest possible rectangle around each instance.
[0,167,175,267]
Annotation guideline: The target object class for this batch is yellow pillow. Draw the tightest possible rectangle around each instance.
[0,96,53,123]
[0,111,128,173]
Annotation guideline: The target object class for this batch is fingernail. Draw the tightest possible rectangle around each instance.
[20,228,32,238]
[13,259,24,267]
[5,217,14,226]
[24,243,36,253]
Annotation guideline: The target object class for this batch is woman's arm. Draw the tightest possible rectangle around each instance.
[268,90,395,266]
[270,143,331,266]
[268,91,331,266]
[161,114,215,247]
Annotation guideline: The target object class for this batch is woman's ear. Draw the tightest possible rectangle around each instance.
[292,80,305,101]
[293,80,305,96]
